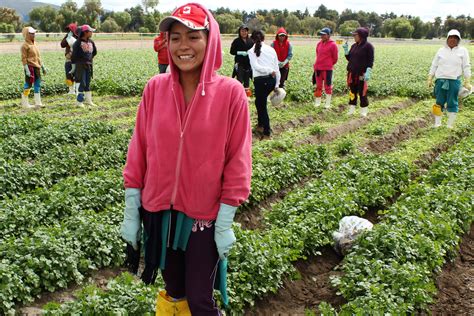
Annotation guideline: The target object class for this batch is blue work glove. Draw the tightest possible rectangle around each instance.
[214,203,237,260]
[120,188,142,250]
[342,42,349,55]
[236,51,248,56]
[364,67,372,81]
[69,64,76,75]
[24,64,31,77]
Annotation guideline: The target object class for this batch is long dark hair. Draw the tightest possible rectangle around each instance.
[251,30,264,57]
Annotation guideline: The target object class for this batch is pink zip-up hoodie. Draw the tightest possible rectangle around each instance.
[313,39,338,71]
[123,3,252,220]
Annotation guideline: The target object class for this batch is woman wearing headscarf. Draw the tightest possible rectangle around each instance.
[230,24,254,97]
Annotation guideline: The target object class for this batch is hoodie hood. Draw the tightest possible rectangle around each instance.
[22,27,34,44]
[166,3,222,97]
[275,27,288,41]
[353,27,369,40]
[67,23,78,36]
[446,29,461,41]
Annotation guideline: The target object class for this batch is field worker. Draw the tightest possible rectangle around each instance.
[20,26,47,108]
[313,27,338,108]
[248,30,281,140]
[121,3,251,315]
[271,27,293,88]
[427,29,471,128]
[60,23,78,95]
[342,27,374,116]
[230,24,254,97]
[71,25,97,107]
[154,31,169,74]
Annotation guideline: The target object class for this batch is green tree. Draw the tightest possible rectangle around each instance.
[57,0,78,30]
[126,5,145,31]
[444,18,466,37]
[215,13,241,34]
[0,22,15,33]
[101,17,120,32]
[338,20,360,36]
[0,7,21,31]
[29,6,61,32]
[301,16,324,35]
[410,17,426,39]
[77,0,103,28]
[285,13,301,34]
[143,13,159,33]
[314,5,328,19]
[391,17,414,38]
[114,11,132,31]
[142,0,159,13]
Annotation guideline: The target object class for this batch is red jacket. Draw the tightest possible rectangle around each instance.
[124,5,252,220]
[314,39,338,71]
[272,27,291,69]
[154,32,169,65]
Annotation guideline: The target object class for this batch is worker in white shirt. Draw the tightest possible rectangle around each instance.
[428,29,471,128]
[248,30,280,140]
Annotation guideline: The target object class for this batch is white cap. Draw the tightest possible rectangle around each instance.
[28,27,36,34]
[447,29,461,40]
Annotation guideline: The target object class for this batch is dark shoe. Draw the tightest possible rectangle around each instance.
[252,125,264,134]
[261,134,271,140]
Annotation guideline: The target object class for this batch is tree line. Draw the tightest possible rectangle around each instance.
[1,1,473,39]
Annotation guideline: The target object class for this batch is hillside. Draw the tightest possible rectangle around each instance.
[1,0,59,21]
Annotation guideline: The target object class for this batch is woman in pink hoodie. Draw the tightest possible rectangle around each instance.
[313,27,338,109]
[120,3,252,315]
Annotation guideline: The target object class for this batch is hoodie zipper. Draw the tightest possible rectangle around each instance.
[169,84,202,207]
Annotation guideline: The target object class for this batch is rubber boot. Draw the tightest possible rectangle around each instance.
[433,115,442,128]
[324,94,332,109]
[245,88,252,98]
[360,106,368,117]
[347,105,355,115]
[21,93,34,108]
[74,82,81,96]
[68,85,75,95]
[446,112,457,129]
[314,97,321,107]
[34,93,44,107]
[85,91,96,106]
[76,92,85,108]
[155,290,191,316]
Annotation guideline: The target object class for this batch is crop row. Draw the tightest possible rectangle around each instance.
[0,114,47,139]
[40,153,410,314]
[325,134,473,314]
[0,131,131,199]
[1,119,115,161]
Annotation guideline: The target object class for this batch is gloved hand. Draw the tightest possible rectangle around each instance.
[364,67,372,81]
[24,64,31,77]
[67,31,73,39]
[342,42,349,55]
[427,75,433,88]
[69,64,76,75]
[463,77,472,90]
[41,65,47,75]
[279,59,289,68]
[236,51,248,56]
[120,188,142,250]
[214,203,237,260]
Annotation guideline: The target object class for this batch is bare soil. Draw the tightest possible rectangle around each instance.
[430,224,474,315]
[247,247,346,316]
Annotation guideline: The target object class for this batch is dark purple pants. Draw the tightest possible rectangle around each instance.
[161,212,221,315]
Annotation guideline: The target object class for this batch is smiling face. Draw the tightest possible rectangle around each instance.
[239,28,248,39]
[169,22,208,76]
[447,35,459,48]
[320,34,329,42]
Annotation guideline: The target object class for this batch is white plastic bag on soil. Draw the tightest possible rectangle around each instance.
[333,216,373,256]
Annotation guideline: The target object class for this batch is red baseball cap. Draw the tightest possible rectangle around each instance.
[159,4,209,32]
[81,24,96,32]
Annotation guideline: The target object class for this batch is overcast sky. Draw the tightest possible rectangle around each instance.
[41,0,473,22]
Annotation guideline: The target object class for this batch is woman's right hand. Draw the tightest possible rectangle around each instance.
[271,71,276,77]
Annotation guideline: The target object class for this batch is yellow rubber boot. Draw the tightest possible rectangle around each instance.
[156,290,191,316]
